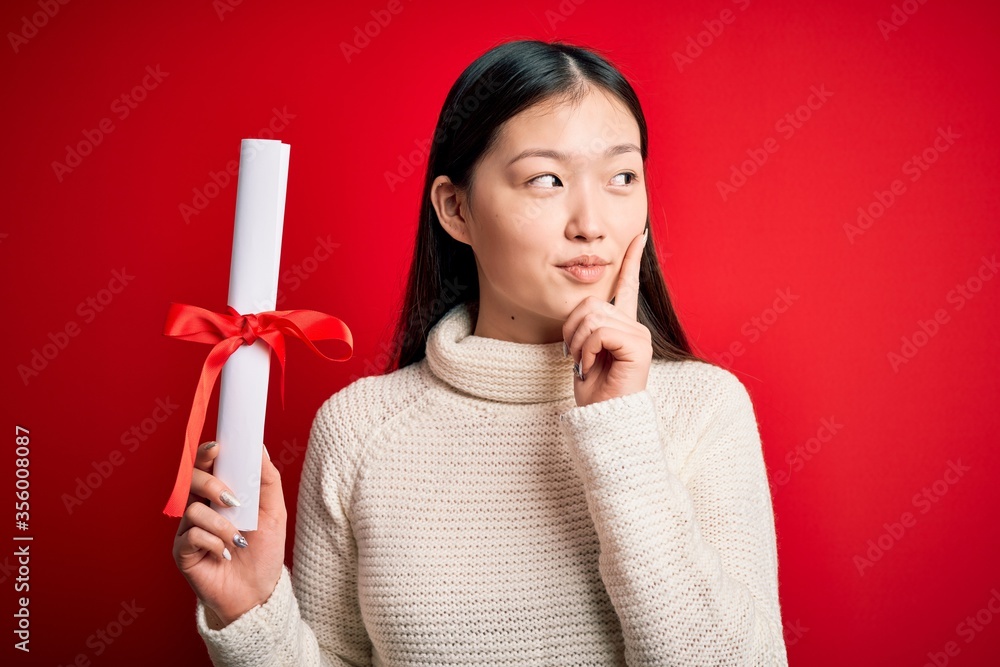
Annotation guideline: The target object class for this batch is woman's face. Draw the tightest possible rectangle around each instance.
[432,85,648,343]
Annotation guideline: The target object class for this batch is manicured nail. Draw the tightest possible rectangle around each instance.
[222,548,232,561]
[562,341,569,357]
[573,361,585,381]
[200,441,218,452]
[642,226,648,245]
[233,532,248,548]
[219,490,241,507]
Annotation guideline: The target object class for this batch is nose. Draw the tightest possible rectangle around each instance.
[564,182,606,241]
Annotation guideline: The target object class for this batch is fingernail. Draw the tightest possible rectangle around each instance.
[562,341,568,357]
[200,441,218,452]
[222,547,232,561]
[262,444,270,460]
[219,490,241,507]
[573,361,585,381]
[233,532,248,548]
[642,226,648,245]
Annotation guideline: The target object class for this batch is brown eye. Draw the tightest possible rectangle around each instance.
[529,174,562,187]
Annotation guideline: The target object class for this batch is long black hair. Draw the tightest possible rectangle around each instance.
[386,38,701,372]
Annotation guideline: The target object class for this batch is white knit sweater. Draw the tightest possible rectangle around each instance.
[195,301,788,666]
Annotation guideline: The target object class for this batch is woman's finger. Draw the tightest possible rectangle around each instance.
[174,525,231,567]
[611,226,648,320]
[565,302,639,370]
[191,467,241,508]
[563,298,613,361]
[195,440,220,472]
[181,501,250,551]
[578,326,644,379]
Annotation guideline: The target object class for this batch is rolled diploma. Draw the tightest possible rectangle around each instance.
[212,139,290,531]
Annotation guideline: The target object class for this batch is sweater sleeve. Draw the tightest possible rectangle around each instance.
[557,370,788,666]
[195,397,372,666]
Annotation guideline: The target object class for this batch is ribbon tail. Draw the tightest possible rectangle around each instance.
[270,316,354,364]
[264,331,287,410]
[278,350,286,410]
[162,338,243,517]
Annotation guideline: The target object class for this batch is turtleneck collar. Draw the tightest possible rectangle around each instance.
[424,301,576,404]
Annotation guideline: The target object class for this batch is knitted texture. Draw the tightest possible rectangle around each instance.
[195,301,788,666]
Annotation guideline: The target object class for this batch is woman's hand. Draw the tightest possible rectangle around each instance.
[172,441,287,628]
[563,227,652,407]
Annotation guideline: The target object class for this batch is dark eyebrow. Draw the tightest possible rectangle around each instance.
[505,142,641,167]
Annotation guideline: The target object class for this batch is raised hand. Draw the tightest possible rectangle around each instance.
[562,226,652,407]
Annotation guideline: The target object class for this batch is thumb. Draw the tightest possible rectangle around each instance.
[258,444,284,511]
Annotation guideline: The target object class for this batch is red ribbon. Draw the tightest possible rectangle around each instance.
[161,302,353,517]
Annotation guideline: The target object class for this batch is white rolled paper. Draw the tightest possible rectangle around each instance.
[212,138,290,531]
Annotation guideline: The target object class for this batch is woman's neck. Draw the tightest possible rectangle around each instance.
[470,298,566,345]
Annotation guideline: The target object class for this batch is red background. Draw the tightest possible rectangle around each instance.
[3,0,999,664]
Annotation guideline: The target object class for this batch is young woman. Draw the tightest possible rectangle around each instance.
[173,39,789,666]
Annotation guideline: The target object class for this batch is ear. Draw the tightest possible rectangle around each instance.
[431,175,472,245]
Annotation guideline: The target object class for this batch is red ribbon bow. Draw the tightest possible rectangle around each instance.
[161,302,353,517]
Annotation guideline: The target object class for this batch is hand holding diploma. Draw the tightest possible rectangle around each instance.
[173,442,286,627]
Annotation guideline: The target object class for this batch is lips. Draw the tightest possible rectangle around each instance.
[557,255,610,267]
[558,264,608,283]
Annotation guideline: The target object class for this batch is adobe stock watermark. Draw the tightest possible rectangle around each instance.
[0,555,17,585]
[349,276,471,382]
[711,288,799,366]
[921,587,1000,667]
[771,417,843,490]
[385,134,434,193]
[238,235,342,316]
[843,126,959,243]
[269,437,306,475]
[213,0,244,20]
[61,395,181,515]
[878,0,930,40]
[539,0,588,31]
[275,236,341,307]
[179,106,296,224]
[545,0,588,32]
[340,0,412,63]
[672,0,751,73]
[385,74,502,193]
[853,458,971,576]
[887,253,996,372]
[783,617,809,648]
[56,599,145,666]
[17,268,136,386]
[716,84,833,202]
[7,0,71,54]
[51,65,169,182]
